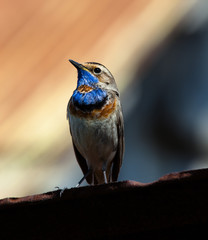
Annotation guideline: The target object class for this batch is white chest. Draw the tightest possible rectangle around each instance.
[68,113,118,169]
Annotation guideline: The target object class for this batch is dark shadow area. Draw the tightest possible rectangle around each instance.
[0,168,207,239]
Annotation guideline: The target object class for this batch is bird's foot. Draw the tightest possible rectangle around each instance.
[59,187,68,197]
[55,186,68,197]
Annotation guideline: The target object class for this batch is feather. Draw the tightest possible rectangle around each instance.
[112,103,124,181]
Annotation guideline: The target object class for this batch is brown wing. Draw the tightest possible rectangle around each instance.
[112,106,124,182]
[72,141,92,184]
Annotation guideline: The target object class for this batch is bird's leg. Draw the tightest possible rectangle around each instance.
[109,164,113,182]
[102,163,108,184]
[103,171,107,183]
[91,172,95,185]
[76,169,92,187]
[59,187,68,197]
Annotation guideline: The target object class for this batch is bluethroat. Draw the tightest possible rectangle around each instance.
[67,60,124,186]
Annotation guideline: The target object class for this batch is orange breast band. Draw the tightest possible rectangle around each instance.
[69,98,116,120]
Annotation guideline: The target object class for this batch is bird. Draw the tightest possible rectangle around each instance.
[67,59,124,186]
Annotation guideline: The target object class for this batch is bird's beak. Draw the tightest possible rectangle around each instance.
[69,59,85,70]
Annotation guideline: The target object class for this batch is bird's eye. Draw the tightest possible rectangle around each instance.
[94,68,101,74]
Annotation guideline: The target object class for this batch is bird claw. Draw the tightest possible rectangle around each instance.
[59,187,68,197]
[55,186,68,197]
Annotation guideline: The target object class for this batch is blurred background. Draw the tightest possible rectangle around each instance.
[1,0,208,198]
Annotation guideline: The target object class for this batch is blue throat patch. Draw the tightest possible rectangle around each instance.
[77,68,98,87]
[72,68,107,111]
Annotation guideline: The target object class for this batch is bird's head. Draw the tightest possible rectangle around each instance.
[69,60,118,110]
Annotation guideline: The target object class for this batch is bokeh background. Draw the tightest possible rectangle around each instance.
[1,0,208,198]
